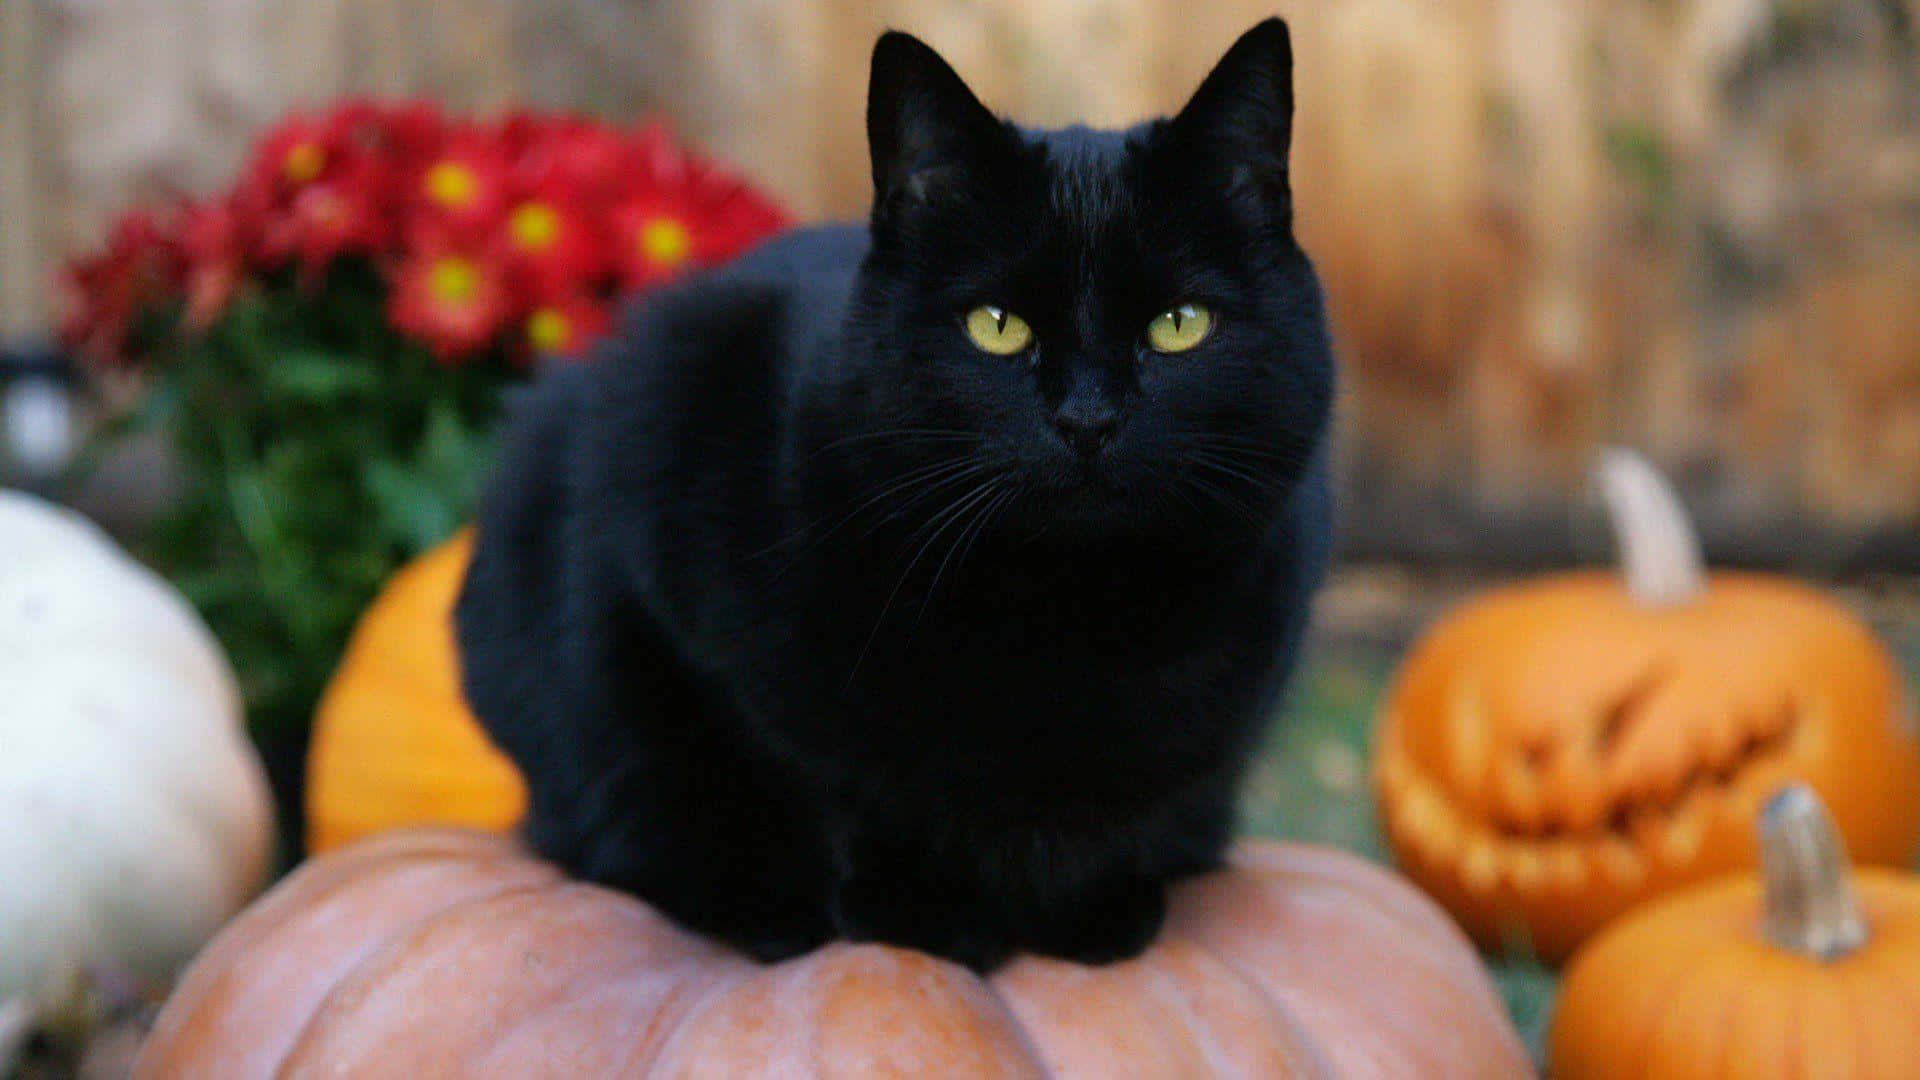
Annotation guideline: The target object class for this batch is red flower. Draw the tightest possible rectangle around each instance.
[520,292,611,360]
[387,237,514,361]
[178,197,252,328]
[328,98,444,167]
[58,211,184,367]
[685,176,790,264]
[608,192,702,289]
[608,123,790,289]
[376,100,449,161]
[244,112,341,200]
[407,132,509,235]
[255,166,387,274]
[607,181,787,291]
[514,116,631,206]
[500,185,606,295]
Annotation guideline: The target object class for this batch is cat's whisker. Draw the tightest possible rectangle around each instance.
[851,462,1003,542]
[847,474,1009,685]
[1183,451,1285,495]
[798,428,981,464]
[755,455,985,569]
[1178,471,1270,530]
[910,482,1018,639]
[1169,430,1314,458]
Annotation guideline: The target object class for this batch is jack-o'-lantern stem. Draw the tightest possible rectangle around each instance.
[1760,784,1867,960]
[1594,449,1706,607]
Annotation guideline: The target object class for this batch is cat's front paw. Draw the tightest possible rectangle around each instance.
[1020,879,1167,965]
[832,871,1014,972]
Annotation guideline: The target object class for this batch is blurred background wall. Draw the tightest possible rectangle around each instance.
[4,0,1918,569]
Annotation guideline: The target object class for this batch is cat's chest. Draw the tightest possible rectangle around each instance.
[804,550,1279,711]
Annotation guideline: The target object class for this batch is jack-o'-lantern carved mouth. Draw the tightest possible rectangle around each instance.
[1490,665,1803,842]
[1379,663,1810,894]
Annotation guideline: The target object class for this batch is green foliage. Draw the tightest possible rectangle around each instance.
[132,262,521,752]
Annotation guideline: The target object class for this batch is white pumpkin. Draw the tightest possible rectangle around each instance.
[0,491,272,1019]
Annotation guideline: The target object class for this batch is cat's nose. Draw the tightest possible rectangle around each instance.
[1052,399,1120,458]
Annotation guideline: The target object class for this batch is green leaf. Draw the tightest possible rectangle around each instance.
[260,349,383,401]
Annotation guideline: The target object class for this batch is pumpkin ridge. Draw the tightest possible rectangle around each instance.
[137,840,549,1077]
[1695,974,1743,1080]
[1778,977,1803,1078]
[972,969,1056,1077]
[621,935,772,1074]
[1164,933,1338,1078]
[1198,934,1405,1079]
[1183,872,1508,1076]
[1240,855,1507,1010]
[452,884,712,1068]
[595,962,738,1076]
[801,947,1049,1077]
[1626,956,1701,1077]
[151,841,473,1020]
[274,878,562,1072]
[1142,951,1240,1078]
[1233,844,1473,953]
[631,948,760,1071]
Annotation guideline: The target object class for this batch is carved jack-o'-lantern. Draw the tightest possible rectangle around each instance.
[1374,451,1920,961]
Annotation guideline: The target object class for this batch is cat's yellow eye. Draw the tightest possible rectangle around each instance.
[964,305,1034,356]
[1146,303,1214,353]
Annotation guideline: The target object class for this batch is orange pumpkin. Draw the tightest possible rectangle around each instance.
[305,531,526,852]
[137,829,1530,1078]
[1374,451,1920,961]
[1550,784,1920,1077]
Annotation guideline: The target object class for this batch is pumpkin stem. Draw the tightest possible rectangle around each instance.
[1594,448,1705,607]
[1759,784,1867,960]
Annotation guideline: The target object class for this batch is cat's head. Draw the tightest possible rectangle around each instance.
[834,19,1332,546]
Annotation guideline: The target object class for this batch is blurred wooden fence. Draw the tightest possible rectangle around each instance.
[5,0,1918,569]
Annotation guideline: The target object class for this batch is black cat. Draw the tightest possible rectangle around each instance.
[456,18,1333,971]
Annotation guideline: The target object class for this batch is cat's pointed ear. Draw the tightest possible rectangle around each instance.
[867,31,1010,212]
[1166,18,1295,213]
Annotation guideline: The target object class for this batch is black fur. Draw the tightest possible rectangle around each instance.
[456,18,1334,971]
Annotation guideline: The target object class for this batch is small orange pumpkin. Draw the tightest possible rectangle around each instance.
[305,531,526,852]
[1374,450,1920,961]
[1550,784,1920,1077]
[137,830,1531,1078]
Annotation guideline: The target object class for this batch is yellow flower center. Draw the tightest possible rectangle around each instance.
[638,218,693,267]
[526,308,571,352]
[428,257,480,304]
[283,142,325,185]
[510,203,561,251]
[425,161,479,209]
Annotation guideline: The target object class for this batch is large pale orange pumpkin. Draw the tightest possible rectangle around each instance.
[137,829,1530,1078]
[1551,785,1920,1078]
[305,531,526,852]
[1374,451,1920,961]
